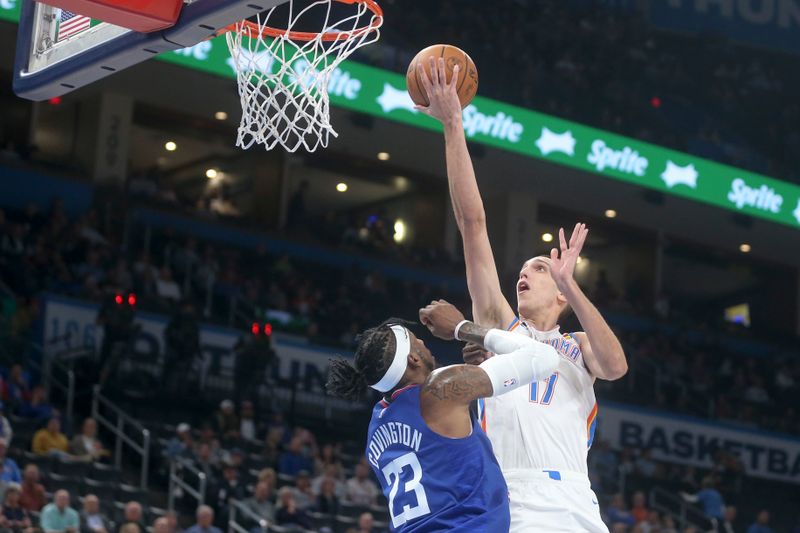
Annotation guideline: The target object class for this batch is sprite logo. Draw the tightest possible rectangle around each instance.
[587,139,649,177]
[174,42,212,61]
[462,105,523,143]
[727,178,783,214]
[0,0,16,10]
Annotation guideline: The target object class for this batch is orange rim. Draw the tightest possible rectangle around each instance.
[222,0,383,42]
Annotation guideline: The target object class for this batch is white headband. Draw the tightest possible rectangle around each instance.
[370,325,410,393]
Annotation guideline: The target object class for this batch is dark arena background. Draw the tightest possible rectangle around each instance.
[0,0,799,532]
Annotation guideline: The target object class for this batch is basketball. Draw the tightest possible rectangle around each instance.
[406,44,479,108]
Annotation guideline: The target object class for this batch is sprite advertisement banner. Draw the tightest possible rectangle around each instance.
[3,2,800,230]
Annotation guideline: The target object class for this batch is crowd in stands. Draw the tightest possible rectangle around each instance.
[163,399,388,532]
[365,0,800,184]
[588,436,798,533]
[0,197,798,437]
[156,395,799,532]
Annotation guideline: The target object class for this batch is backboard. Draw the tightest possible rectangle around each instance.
[13,0,289,101]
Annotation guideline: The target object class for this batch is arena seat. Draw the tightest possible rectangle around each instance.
[91,462,122,482]
[55,456,91,477]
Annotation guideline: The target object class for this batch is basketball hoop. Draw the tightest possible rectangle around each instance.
[223,0,383,152]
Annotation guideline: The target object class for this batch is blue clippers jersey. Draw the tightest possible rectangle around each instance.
[366,385,510,532]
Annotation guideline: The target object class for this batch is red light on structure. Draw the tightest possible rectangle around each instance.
[127,294,137,306]
[114,294,123,305]
[48,97,62,105]
[650,96,662,108]
[264,323,273,336]
[251,322,260,335]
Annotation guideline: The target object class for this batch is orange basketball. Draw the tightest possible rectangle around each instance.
[406,44,479,109]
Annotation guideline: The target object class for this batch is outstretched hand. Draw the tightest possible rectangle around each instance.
[414,57,463,126]
[549,223,588,291]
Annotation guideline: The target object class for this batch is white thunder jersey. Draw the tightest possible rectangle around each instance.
[477,317,598,473]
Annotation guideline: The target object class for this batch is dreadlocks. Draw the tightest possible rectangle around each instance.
[326,318,415,401]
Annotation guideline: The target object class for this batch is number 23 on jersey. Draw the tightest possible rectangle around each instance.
[381,452,431,528]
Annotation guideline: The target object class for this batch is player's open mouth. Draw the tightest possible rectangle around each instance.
[518,281,530,293]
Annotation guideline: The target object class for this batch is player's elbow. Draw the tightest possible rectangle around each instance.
[605,355,628,381]
[456,210,486,230]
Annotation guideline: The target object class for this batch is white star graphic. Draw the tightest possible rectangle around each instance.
[376,83,417,114]
[535,127,576,156]
[793,198,800,225]
[660,161,699,189]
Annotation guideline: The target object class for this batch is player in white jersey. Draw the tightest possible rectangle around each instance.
[415,59,629,532]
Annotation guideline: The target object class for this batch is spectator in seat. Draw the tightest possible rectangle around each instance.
[155,267,181,302]
[163,512,179,533]
[1,485,34,533]
[262,428,283,466]
[151,518,170,533]
[0,402,14,445]
[277,437,312,477]
[313,464,344,498]
[225,449,246,476]
[213,400,239,443]
[355,512,381,533]
[19,465,45,512]
[166,423,194,461]
[32,417,69,456]
[212,463,245,524]
[257,468,276,494]
[681,476,724,527]
[3,365,31,410]
[69,418,109,462]
[630,491,649,523]
[635,448,658,478]
[40,489,79,533]
[243,481,274,523]
[606,493,636,529]
[747,510,774,533]
[291,471,314,510]
[238,401,261,442]
[720,506,737,533]
[80,494,110,533]
[274,488,310,530]
[344,463,379,506]
[118,524,140,533]
[19,386,53,421]
[0,439,21,483]
[184,506,221,533]
[116,502,144,533]
[315,476,339,516]
[314,443,341,475]
[194,443,218,483]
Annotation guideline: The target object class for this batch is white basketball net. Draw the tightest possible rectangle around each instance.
[225,0,382,152]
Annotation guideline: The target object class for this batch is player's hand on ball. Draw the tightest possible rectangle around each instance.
[419,299,465,340]
[415,58,463,125]
[463,342,492,365]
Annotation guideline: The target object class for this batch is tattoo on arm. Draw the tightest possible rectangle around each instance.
[457,322,490,347]
[423,365,493,404]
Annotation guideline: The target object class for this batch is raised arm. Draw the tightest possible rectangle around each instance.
[550,224,628,381]
[416,58,516,329]
[418,301,559,437]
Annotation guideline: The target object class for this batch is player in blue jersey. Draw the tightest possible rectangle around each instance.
[326,303,560,532]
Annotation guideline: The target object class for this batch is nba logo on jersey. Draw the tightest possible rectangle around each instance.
[503,378,517,387]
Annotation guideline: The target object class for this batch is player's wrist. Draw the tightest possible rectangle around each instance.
[442,114,463,131]
[557,277,581,299]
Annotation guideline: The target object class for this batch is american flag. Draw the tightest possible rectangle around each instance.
[57,10,91,41]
